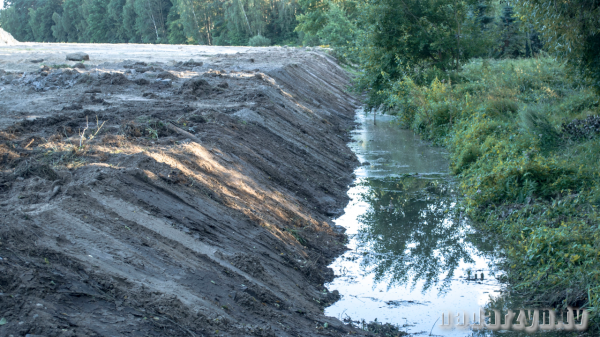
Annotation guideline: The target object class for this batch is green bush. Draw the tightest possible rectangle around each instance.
[453,143,480,174]
[248,35,271,47]
[486,98,519,118]
[519,106,561,150]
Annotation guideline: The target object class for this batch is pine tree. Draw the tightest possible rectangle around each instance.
[29,0,63,42]
[496,5,526,58]
[166,2,188,44]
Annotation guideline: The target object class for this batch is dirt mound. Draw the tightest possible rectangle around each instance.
[177,77,215,97]
[157,71,178,81]
[0,28,18,45]
[99,72,129,85]
[0,46,364,336]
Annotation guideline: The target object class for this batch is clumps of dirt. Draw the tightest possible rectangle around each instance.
[177,77,215,98]
[157,71,178,81]
[134,78,149,86]
[99,72,129,85]
[563,115,600,140]
[100,134,125,147]
[19,68,81,90]
[123,62,164,74]
[14,162,59,181]
[175,59,203,68]
[62,103,83,110]
[188,114,207,123]
[229,253,267,278]
[122,120,173,139]
[142,92,159,99]
[158,169,189,185]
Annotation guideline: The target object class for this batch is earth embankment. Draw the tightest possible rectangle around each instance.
[0,44,363,336]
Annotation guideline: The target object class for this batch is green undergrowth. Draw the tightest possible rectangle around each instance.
[385,58,600,322]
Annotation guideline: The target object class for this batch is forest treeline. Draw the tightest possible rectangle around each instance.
[0,0,548,53]
[0,0,301,45]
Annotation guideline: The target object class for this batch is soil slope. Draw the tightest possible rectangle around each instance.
[0,29,18,46]
[0,44,364,336]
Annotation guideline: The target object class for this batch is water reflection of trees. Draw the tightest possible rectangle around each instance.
[356,175,474,292]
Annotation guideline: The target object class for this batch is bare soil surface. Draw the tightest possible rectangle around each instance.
[0,43,366,336]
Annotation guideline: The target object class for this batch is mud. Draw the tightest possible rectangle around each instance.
[0,44,367,336]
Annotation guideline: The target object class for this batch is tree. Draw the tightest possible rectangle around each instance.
[352,0,492,106]
[29,0,62,42]
[496,5,526,57]
[107,0,128,42]
[0,0,35,41]
[166,2,188,44]
[135,0,171,43]
[515,0,600,91]
[121,0,138,42]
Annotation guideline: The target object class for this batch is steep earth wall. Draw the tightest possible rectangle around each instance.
[0,45,364,336]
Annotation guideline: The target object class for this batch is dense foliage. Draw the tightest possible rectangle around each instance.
[0,0,300,45]
[295,0,600,324]
[388,57,600,321]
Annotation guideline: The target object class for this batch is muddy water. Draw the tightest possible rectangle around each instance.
[326,111,501,336]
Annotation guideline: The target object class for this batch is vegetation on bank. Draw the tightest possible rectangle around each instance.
[299,0,600,323]
[387,57,600,318]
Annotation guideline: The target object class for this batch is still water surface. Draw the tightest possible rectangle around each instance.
[325,111,501,336]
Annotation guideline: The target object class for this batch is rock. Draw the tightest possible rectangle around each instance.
[66,52,89,61]
[73,63,86,69]
[29,59,44,63]
[361,161,371,166]
[217,82,229,89]
[99,72,129,85]
[234,108,264,126]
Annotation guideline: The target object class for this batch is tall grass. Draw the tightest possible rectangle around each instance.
[385,57,600,322]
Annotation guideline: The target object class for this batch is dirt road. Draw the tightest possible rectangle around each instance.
[0,43,365,336]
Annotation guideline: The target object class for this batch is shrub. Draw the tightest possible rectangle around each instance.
[453,143,480,174]
[486,98,519,118]
[248,35,271,47]
[519,106,561,150]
